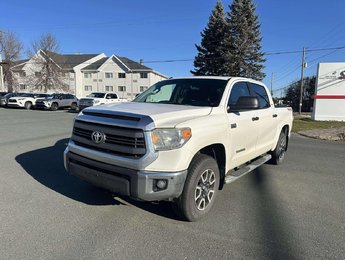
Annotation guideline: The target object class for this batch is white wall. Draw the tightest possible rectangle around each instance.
[312,62,345,121]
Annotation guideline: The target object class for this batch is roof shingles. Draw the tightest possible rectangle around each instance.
[12,50,156,73]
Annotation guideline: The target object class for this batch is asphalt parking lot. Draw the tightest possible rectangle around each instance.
[0,108,344,259]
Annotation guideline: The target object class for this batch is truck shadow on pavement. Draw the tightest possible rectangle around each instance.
[15,138,119,206]
[248,167,301,259]
[15,138,179,219]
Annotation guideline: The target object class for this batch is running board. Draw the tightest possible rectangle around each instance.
[224,154,272,184]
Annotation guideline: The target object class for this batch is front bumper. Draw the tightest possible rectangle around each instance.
[7,103,22,108]
[78,104,93,110]
[35,103,50,109]
[64,149,187,201]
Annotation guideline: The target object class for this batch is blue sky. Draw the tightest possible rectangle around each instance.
[1,0,345,96]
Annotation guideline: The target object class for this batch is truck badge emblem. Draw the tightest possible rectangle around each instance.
[91,131,106,144]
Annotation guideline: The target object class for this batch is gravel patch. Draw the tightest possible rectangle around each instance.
[298,126,345,141]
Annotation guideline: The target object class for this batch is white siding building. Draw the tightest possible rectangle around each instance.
[312,62,345,121]
[80,55,167,99]
[7,50,168,98]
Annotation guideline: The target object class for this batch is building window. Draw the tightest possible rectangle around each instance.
[35,72,42,77]
[84,73,92,78]
[140,86,148,92]
[20,71,26,77]
[105,72,113,78]
[118,73,126,78]
[118,86,126,92]
[19,84,26,90]
[84,85,92,91]
[105,86,113,92]
[140,72,148,79]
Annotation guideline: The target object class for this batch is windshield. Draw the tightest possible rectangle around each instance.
[87,93,106,98]
[18,93,33,97]
[36,94,50,98]
[133,78,227,107]
[4,93,16,98]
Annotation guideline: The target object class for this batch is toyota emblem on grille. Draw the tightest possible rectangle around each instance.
[91,131,106,144]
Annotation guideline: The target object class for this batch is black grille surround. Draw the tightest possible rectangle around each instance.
[72,119,147,158]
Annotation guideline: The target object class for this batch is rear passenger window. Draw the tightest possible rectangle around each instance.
[228,82,251,107]
[249,83,270,109]
[107,94,118,99]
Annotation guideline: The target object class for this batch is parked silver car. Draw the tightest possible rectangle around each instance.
[35,93,78,111]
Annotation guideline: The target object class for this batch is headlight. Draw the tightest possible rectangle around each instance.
[151,128,192,151]
[93,100,100,104]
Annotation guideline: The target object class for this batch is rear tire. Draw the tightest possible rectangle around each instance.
[51,102,58,111]
[24,101,32,110]
[70,102,77,110]
[174,154,220,222]
[270,130,287,165]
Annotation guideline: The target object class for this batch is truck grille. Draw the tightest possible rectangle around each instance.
[72,120,146,158]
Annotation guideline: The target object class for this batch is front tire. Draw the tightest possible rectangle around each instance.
[270,130,287,165]
[174,154,220,222]
[24,101,32,110]
[51,102,58,111]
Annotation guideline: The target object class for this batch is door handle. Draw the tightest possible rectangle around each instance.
[273,114,278,118]
[252,117,259,121]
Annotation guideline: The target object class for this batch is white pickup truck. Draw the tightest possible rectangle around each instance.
[64,77,293,221]
[78,92,127,110]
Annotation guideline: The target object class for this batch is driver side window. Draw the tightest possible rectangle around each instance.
[228,82,251,107]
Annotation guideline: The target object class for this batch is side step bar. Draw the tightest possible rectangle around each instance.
[224,154,272,184]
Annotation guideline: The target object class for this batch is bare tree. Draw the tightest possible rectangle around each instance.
[27,32,59,57]
[27,33,68,92]
[0,31,23,92]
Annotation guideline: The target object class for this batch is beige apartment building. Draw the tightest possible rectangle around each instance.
[4,50,168,99]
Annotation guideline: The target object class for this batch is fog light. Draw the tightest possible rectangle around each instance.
[153,179,168,191]
[157,180,167,189]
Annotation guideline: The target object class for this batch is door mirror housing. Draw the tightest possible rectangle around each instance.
[228,96,259,112]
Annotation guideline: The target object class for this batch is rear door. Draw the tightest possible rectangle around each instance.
[226,81,261,168]
[248,83,277,155]
[60,94,69,107]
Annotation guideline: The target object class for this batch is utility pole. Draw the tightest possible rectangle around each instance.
[270,72,274,97]
[299,47,306,115]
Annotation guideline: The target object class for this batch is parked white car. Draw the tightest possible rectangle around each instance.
[78,92,128,110]
[7,93,50,109]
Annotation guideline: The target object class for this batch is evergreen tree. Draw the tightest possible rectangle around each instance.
[225,0,266,80]
[191,0,228,76]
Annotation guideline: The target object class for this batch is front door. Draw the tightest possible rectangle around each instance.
[226,81,261,169]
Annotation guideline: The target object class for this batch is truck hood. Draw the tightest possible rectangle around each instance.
[10,97,34,100]
[79,97,103,101]
[87,102,212,127]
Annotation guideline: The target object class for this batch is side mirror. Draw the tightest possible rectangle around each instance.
[228,96,259,112]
